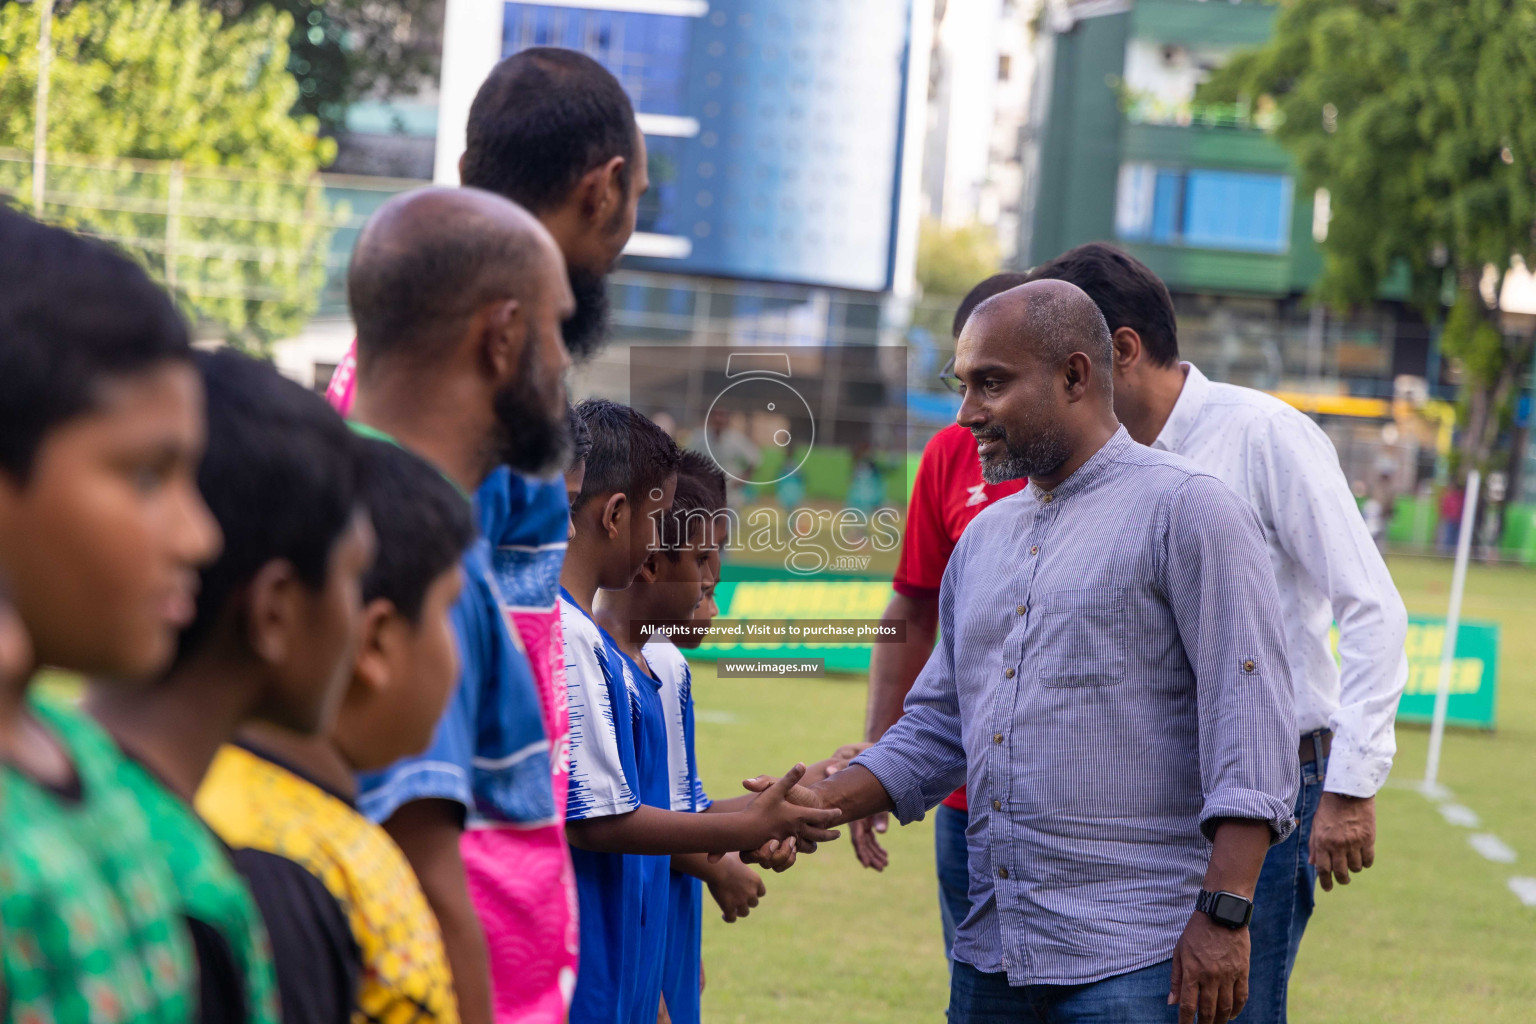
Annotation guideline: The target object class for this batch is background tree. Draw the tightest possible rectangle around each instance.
[1201,0,1536,475]
[205,0,444,137]
[0,0,337,351]
[916,218,1002,300]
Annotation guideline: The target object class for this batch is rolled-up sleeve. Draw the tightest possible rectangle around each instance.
[853,545,969,823]
[1162,476,1299,843]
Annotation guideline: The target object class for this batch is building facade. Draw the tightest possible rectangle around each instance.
[1019,0,1439,399]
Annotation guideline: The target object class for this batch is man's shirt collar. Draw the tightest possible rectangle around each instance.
[1152,362,1209,455]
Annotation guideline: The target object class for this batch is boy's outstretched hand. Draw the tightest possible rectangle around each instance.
[702,852,767,922]
[739,835,798,872]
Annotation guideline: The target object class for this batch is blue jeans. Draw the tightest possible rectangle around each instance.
[948,960,1180,1023]
[935,803,972,964]
[1233,736,1325,1024]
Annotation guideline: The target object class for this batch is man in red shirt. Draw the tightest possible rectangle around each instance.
[852,273,1029,962]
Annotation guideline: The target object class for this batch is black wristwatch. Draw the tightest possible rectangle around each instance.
[1196,889,1254,930]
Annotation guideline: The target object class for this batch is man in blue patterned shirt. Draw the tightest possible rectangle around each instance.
[770,280,1298,1024]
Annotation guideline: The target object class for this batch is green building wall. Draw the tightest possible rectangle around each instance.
[1026,0,1324,299]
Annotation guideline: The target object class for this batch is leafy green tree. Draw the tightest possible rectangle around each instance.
[205,0,442,136]
[916,217,1002,300]
[0,0,336,351]
[1201,0,1536,474]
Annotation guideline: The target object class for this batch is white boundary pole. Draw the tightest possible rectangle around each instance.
[1423,468,1481,793]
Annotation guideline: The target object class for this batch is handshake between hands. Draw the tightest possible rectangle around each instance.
[719,742,873,873]
[688,743,874,925]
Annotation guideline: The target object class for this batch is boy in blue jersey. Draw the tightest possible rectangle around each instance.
[559,401,841,1024]
[607,452,770,1024]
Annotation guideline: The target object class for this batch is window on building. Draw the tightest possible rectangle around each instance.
[1115,163,1293,254]
[998,54,1011,81]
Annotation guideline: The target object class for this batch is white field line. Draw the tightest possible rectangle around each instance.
[1508,878,1536,906]
[1411,785,1532,908]
[1469,833,1518,864]
[1439,803,1482,828]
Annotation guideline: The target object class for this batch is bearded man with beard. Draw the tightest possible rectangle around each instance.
[345,186,575,1024]
[327,50,648,1024]
[760,280,1301,1024]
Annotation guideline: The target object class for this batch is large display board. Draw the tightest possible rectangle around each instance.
[495,0,914,291]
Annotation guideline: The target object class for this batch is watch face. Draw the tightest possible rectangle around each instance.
[1212,892,1251,926]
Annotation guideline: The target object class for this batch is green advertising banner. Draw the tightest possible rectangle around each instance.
[697,578,892,673]
[701,576,1501,731]
[1388,616,1500,730]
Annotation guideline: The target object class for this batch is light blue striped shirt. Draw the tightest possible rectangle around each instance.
[854,427,1298,987]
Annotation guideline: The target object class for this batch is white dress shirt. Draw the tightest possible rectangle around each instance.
[1152,363,1409,797]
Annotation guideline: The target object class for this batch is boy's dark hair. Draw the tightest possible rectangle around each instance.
[952,272,1030,340]
[0,209,192,480]
[462,47,637,214]
[660,471,720,563]
[677,450,727,513]
[573,399,681,511]
[568,403,593,468]
[1025,243,1180,367]
[356,439,474,623]
[175,350,361,662]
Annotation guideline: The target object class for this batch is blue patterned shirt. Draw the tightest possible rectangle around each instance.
[854,427,1298,987]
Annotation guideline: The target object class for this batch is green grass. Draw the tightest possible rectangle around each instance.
[692,555,1536,1022]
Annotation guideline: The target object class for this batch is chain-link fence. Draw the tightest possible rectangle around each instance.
[0,148,390,349]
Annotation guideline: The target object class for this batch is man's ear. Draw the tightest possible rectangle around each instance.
[1062,352,1094,402]
[601,492,628,541]
[478,298,525,386]
[1111,327,1143,373]
[637,551,663,584]
[350,598,398,700]
[245,560,301,667]
[578,156,627,226]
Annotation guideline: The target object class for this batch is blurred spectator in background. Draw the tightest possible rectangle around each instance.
[700,408,759,508]
[1439,481,1466,553]
[650,409,679,440]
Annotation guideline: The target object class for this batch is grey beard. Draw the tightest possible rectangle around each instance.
[979,425,1070,484]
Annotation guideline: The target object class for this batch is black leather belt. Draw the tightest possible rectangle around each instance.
[1299,729,1332,764]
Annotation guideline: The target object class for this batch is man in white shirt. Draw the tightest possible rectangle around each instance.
[1025,243,1408,1023]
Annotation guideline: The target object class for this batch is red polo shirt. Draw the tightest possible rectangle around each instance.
[892,423,1027,811]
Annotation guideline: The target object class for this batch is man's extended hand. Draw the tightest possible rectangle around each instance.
[849,812,890,871]
[1168,912,1250,1024]
[803,741,872,786]
[702,852,766,922]
[803,741,888,868]
[1309,792,1375,892]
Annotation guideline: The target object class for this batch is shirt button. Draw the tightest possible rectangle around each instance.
[1243,659,1257,673]
[1016,604,1027,616]
[1004,667,1016,678]
[998,867,1009,879]
[1030,546,1038,555]
[992,799,1002,811]
[1041,493,1053,504]
[993,733,1004,744]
